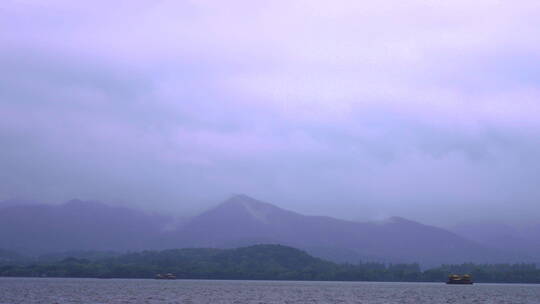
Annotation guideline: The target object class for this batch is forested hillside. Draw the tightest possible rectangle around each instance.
[2,244,539,283]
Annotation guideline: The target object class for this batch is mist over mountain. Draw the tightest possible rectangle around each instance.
[173,195,521,265]
[1,195,537,266]
[0,199,176,254]
[2,1,540,268]
[450,221,540,258]
[0,199,40,209]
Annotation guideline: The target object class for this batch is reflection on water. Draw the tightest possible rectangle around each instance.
[1,278,539,304]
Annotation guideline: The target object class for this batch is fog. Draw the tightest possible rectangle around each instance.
[1,1,540,227]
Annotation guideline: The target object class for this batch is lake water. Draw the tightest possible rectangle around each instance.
[1,278,539,304]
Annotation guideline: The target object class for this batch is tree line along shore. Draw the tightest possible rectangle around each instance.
[1,245,539,283]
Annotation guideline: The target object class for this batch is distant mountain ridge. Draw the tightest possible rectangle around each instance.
[450,221,540,260]
[173,195,513,265]
[0,199,175,254]
[0,195,537,265]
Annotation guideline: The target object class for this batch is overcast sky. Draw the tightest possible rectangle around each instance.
[1,0,540,226]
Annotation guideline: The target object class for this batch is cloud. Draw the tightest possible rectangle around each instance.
[1,0,539,225]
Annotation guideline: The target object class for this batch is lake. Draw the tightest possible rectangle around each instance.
[1,278,539,303]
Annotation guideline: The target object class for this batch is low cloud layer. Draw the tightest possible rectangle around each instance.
[1,0,540,225]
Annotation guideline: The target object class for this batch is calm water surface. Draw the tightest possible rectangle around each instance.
[1,278,539,304]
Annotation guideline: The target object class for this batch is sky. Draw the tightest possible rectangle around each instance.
[1,0,540,227]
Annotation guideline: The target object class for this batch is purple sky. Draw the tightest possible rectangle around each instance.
[1,0,540,226]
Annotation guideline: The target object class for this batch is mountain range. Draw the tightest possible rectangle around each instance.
[0,195,538,266]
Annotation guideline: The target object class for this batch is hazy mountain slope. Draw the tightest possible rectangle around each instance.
[173,195,507,265]
[0,195,531,265]
[450,222,540,261]
[0,248,24,264]
[0,199,174,254]
[0,198,40,210]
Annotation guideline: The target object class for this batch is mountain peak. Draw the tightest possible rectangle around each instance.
[388,216,411,223]
[220,194,279,223]
[64,199,105,208]
[224,194,262,204]
[376,216,421,226]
